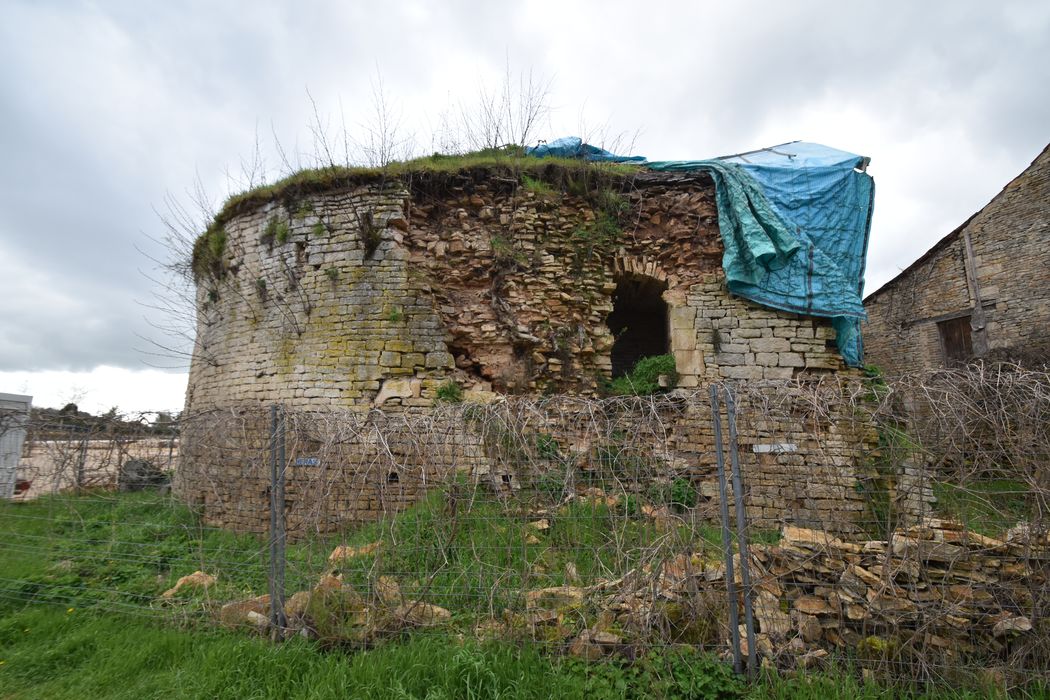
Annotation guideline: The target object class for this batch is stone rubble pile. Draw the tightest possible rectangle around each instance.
[198,509,1045,670]
[590,518,1046,667]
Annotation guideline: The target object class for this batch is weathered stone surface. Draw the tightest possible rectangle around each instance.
[329,541,381,563]
[393,601,452,626]
[992,615,1033,637]
[177,168,871,536]
[161,570,215,598]
[219,594,270,630]
[865,144,1050,372]
[374,378,421,406]
[525,586,586,610]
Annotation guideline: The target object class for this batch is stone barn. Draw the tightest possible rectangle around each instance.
[864,143,1050,374]
[176,141,888,535]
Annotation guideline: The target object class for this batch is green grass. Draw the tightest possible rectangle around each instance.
[0,606,1025,699]
[190,145,643,280]
[204,147,639,251]
[521,174,555,197]
[0,491,1038,699]
[605,355,678,396]
[434,380,463,403]
[0,605,588,699]
[933,479,1030,538]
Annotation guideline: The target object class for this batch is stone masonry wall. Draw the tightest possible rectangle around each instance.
[178,165,875,535]
[864,144,1050,375]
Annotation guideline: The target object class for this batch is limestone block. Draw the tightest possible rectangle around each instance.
[674,349,705,376]
[750,337,790,353]
[721,365,764,380]
[804,356,842,370]
[670,327,697,351]
[754,352,779,366]
[463,390,501,404]
[402,353,425,368]
[425,351,455,369]
[778,352,805,367]
[714,352,746,366]
[379,352,402,367]
[354,365,383,381]
[669,306,697,330]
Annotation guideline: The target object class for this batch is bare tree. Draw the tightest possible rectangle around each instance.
[356,68,414,168]
[460,59,553,151]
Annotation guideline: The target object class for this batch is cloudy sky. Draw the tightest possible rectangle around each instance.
[1,1,1047,413]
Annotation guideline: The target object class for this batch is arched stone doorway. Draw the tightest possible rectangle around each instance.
[607,273,670,377]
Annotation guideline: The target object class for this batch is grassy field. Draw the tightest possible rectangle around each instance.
[0,491,1037,699]
[3,604,1002,700]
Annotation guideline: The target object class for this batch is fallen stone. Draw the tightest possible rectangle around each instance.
[568,628,622,660]
[794,595,836,616]
[375,575,402,605]
[525,586,586,610]
[243,611,269,633]
[794,611,823,643]
[316,572,343,592]
[394,601,452,626]
[162,570,216,598]
[329,541,381,563]
[754,590,792,637]
[993,616,1033,637]
[284,590,312,620]
[797,648,829,669]
[219,594,270,629]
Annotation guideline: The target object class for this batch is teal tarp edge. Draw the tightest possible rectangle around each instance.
[647,158,866,367]
[527,139,874,367]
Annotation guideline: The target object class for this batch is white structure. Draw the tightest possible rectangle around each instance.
[0,393,32,499]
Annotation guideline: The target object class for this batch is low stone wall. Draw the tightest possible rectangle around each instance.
[174,384,900,538]
[18,438,178,499]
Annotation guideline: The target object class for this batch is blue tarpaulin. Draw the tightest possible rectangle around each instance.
[525,139,874,366]
[526,136,647,163]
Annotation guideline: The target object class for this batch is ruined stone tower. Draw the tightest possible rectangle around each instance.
[177,160,877,535]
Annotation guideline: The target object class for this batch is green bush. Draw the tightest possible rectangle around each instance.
[606,354,678,396]
[521,174,554,197]
[648,477,697,513]
[435,380,463,403]
[534,433,560,459]
[190,225,227,281]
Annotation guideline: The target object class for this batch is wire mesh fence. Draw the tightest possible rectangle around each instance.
[1,364,1047,694]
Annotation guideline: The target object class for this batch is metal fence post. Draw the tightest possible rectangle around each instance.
[268,405,287,636]
[711,385,742,674]
[726,389,757,678]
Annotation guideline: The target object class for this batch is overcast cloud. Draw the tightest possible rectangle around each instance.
[1,0,1047,411]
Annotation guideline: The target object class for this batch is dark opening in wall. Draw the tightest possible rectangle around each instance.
[938,314,973,367]
[607,273,669,377]
[386,471,400,485]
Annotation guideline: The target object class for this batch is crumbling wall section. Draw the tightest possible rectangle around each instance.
[179,165,866,534]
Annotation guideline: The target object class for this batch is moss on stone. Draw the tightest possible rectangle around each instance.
[191,150,639,281]
[191,225,228,282]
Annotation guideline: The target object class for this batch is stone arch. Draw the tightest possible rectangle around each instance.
[607,268,671,377]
